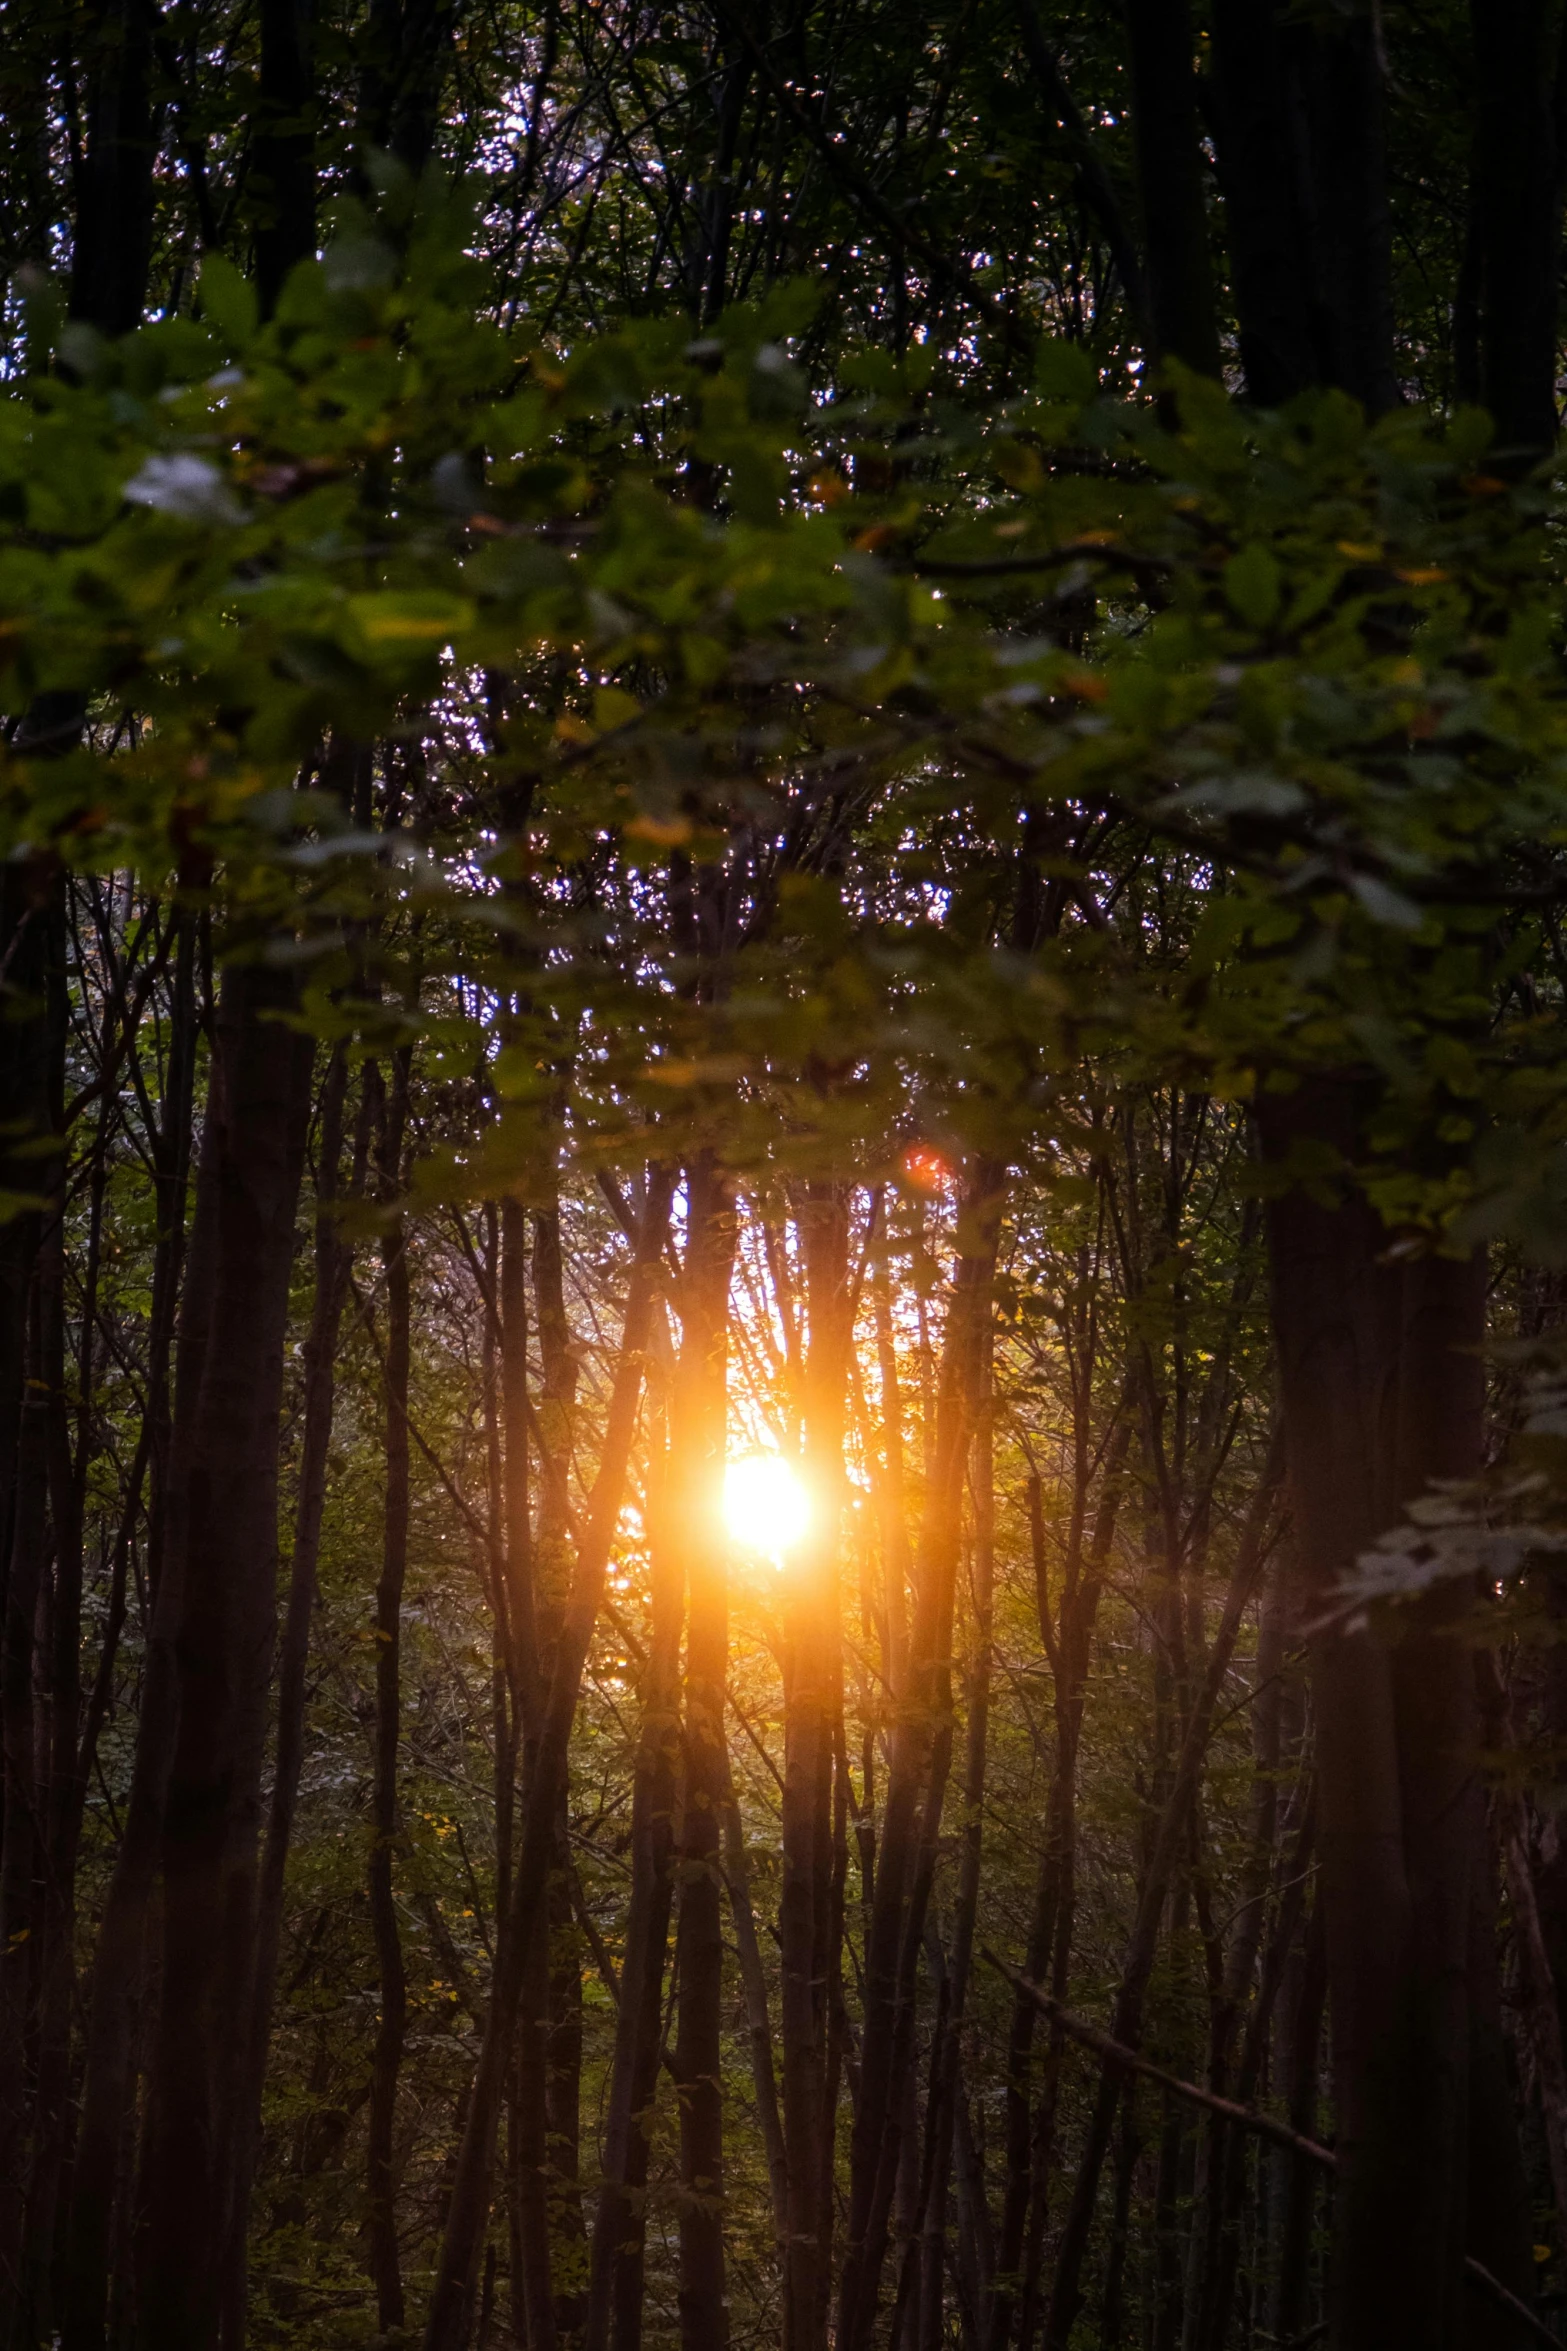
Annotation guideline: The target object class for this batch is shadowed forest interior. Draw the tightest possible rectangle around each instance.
[7,5,1567,2350]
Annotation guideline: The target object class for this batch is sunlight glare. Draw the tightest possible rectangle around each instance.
[723,1451,811,1559]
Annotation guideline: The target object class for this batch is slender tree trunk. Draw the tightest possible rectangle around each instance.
[987,1411,1129,2351]
[1041,1433,1283,2351]
[497,1191,545,2351]
[781,1183,853,2351]
[673,1159,736,2351]
[517,1175,583,2350]
[0,859,64,2344]
[586,1420,682,2351]
[548,1807,588,2348]
[914,1374,993,2351]
[134,960,314,2351]
[366,1047,412,2333]
[1186,1556,1287,2348]
[421,1168,673,2351]
[222,1043,368,2350]
[516,1905,558,2351]
[721,1758,787,2247]
[1269,1898,1326,2345]
[817,1684,850,2351]
[871,1226,911,1699]
[61,915,200,2351]
[0,1282,51,2340]
[27,1083,102,2343]
[836,1163,1003,2351]
[28,978,124,2335]
[1482,1649,1567,2245]
[1099,2091,1140,2349]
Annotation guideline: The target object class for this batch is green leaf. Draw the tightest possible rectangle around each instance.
[1033,338,1097,405]
[1223,544,1281,630]
[197,253,259,354]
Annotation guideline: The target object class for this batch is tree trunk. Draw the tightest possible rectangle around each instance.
[1269,1898,1327,2346]
[987,1410,1129,2351]
[26,1081,101,2343]
[68,0,158,335]
[0,856,64,2343]
[222,1042,369,2349]
[1468,0,1562,458]
[134,959,314,2351]
[366,1047,412,2333]
[586,1418,682,2351]
[0,1281,52,2341]
[836,1163,1003,2351]
[1122,0,1221,379]
[421,1167,673,2351]
[253,0,316,317]
[1259,1076,1533,2350]
[914,1360,994,2351]
[520,1177,585,2349]
[1041,1432,1282,2351]
[61,913,200,2351]
[673,1158,736,2351]
[1209,0,1395,412]
[781,1182,853,2351]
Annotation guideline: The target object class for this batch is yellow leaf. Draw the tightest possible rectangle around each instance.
[625,812,692,846]
[348,591,472,643]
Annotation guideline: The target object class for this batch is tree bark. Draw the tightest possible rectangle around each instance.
[253,0,316,317]
[914,1359,994,2351]
[421,1167,673,2351]
[586,1418,682,2351]
[366,1047,412,2334]
[672,1158,736,2351]
[62,912,200,2351]
[0,856,64,2342]
[1122,0,1221,379]
[987,1409,1130,2351]
[776,1183,853,2351]
[0,1281,52,2341]
[222,1042,369,2349]
[69,0,159,334]
[1210,0,1396,412]
[1259,1075,1533,2350]
[1468,0,1562,458]
[836,1163,1003,2351]
[134,959,314,2351]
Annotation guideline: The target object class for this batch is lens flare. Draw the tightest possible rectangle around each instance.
[901,1144,949,1193]
[723,1451,811,1558]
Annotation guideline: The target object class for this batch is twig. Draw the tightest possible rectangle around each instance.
[985,1953,1336,2167]
[983,1953,1560,2350]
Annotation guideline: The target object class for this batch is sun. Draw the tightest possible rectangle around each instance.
[723,1451,811,1558]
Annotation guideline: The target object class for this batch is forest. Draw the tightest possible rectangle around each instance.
[2,3,1567,2350]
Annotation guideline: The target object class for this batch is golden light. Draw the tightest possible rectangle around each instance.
[723,1451,811,1559]
[901,1144,949,1194]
